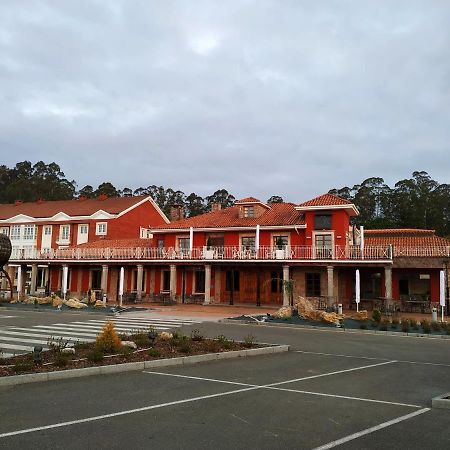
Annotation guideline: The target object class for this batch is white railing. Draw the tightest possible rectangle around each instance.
[9,245,395,261]
[393,246,450,258]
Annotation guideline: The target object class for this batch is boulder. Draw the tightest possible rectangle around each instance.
[159,331,173,341]
[94,300,106,308]
[121,341,137,349]
[65,298,88,309]
[274,306,292,319]
[52,296,63,307]
[61,348,76,355]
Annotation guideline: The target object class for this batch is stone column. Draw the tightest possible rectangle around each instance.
[215,267,221,303]
[283,265,290,306]
[136,264,144,301]
[150,267,156,296]
[170,264,177,302]
[30,264,38,296]
[385,266,393,305]
[327,266,334,307]
[101,264,109,295]
[204,264,211,304]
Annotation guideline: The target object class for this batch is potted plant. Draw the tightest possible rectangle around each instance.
[275,236,285,259]
[203,237,215,259]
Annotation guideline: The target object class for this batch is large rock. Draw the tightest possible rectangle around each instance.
[65,298,88,309]
[121,341,137,349]
[61,348,75,355]
[52,296,63,307]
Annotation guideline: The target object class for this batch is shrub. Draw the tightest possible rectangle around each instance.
[73,342,91,351]
[130,332,150,347]
[431,321,441,332]
[409,319,419,330]
[13,361,33,373]
[119,346,133,359]
[391,318,399,329]
[216,335,233,350]
[179,343,191,354]
[47,336,71,354]
[243,334,256,348]
[54,354,69,367]
[191,329,204,341]
[401,319,410,333]
[87,348,104,362]
[372,309,382,323]
[96,321,122,353]
[148,348,161,358]
[421,320,431,334]
[379,319,389,331]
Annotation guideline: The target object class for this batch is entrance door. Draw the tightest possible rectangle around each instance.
[314,234,333,259]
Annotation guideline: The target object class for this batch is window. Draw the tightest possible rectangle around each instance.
[60,225,70,241]
[157,239,164,249]
[140,227,152,239]
[10,225,21,240]
[243,206,255,218]
[0,227,9,236]
[79,224,88,234]
[241,237,255,251]
[225,270,240,291]
[162,270,170,292]
[91,269,102,290]
[178,238,190,250]
[194,270,205,293]
[271,271,283,293]
[314,233,333,258]
[306,273,321,296]
[96,222,107,235]
[23,225,36,240]
[315,214,332,230]
[44,226,52,235]
[273,235,288,248]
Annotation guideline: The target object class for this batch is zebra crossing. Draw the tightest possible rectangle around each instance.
[0,316,200,359]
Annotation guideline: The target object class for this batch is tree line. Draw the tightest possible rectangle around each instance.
[1,162,448,236]
[0,161,284,218]
[329,171,450,237]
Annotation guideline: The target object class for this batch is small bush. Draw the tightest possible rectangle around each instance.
[13,361,33,373]
[130,333,150,347]
[401,319,410,333]
[54,354,69,367]
[191,329,204,341]
[73,342,91,351]
[96,321,122,353]
[215,335,233,349]
[372,309,382,323]
[243,334,256,348]
[409,319,419,330]
[391,318,399,329]
[431,321,441,332]
[148,348,161,358]
[379,319,389,331]
[47,336,71,354]
[179,343,191,354]
[119,346,133,359]
[87,348,104,362]
[207,340,220,353]
[421,319,431,334]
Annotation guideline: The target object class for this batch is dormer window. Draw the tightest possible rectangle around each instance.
[243,206,255,218]
[96,222,107,235]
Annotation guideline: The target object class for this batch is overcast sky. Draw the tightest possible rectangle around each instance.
[1,0,449,203]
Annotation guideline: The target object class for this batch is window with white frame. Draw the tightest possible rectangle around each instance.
[60,225,70,241]
[0,226,9,236]
[140,227,152,239]
[243,206,255,218]
[10,225,21,240]
[43,225,52,235]
[79,224,88,234]
[96,222,107,235]
[23,224,36,240]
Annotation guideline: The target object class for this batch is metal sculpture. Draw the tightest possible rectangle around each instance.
[0,233,13,300]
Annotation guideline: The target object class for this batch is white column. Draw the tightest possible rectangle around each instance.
[101,264,109,295]
[255,224,260,256]
[170,264,177,301]
[355,269,361,312]
[327,266,334,307]
[17,266,22,300]
[62,265,68,301]
[136,264,144,301]
[282,265,290,306]
[30,264,38,295]
[360,226,364,259]
[119,266,124,307]
[189,227,194,255]
[204,264,211,304]
[384,266,392,305]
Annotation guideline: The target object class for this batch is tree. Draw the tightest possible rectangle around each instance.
[267,195,283,204]
[185,193,206,217]
[95,182,119,198]
[78,185,95,198]
[205,189,235,211]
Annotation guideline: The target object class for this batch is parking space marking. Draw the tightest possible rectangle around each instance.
[312,407,431,450]
[144,371,422,409]
[295,350,450,367]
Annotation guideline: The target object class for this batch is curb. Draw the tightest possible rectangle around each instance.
[219,319,450,340]
[432,392,450,409]
[0,344,289,387]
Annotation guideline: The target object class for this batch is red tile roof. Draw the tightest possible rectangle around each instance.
[297,193,353,207]
[152,202,305,230]
[235,197,262,204]
[364,229,450,249]
[77,238,150,249]
[0,196,149,220]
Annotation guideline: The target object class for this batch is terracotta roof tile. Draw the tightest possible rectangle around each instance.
[0,196,149,220]
[76,238,150,249]
[235,197,262,204]
[297,193,353,207]
[152,202,305,230]
[364,228,450,249]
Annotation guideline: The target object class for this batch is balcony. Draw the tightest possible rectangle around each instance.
[8,245,397,262]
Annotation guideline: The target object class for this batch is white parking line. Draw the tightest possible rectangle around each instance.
[312,408,430,450]
[295,350,450,367]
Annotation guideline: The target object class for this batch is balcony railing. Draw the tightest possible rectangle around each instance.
[9,245,395,262]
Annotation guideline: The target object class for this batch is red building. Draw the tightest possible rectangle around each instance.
[2,193,449,311]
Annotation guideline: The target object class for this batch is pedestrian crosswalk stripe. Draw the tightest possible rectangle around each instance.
[0,316,200,358]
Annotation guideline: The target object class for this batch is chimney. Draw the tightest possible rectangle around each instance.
[36,198,45,204]
[78,195,87,201]
[170,205,185,222]
[211,202,222,213]
[14,200,23,206]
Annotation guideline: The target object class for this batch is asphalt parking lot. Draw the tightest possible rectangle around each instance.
[1,320,450,449]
